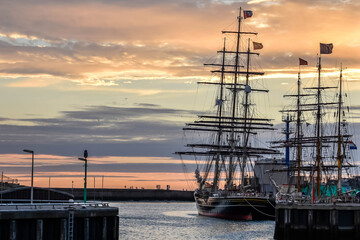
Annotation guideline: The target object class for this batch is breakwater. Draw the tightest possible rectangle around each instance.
[55,188,194,201]
[0,202,119,240]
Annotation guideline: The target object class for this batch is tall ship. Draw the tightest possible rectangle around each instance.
[273,44,360,239]
[176,8,279,221]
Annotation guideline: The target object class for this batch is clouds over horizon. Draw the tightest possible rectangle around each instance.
[0,0,359,88]
[0,104,198,157]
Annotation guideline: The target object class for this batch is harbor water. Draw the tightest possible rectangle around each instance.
[114,202,274,240]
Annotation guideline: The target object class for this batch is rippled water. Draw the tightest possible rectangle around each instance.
[111,202,274,240]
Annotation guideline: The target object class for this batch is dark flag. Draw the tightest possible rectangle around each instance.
[299,58,308,65]
[320,43,333,54]
[243,10,253,19]
[253,42,263,50]
[349,141,358,150]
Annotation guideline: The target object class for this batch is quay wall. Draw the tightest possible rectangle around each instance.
[274,203,360,240]
[55,188,195,201]
[0,203,119,240]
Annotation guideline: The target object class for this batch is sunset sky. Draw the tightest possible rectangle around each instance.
[0,0,360,190]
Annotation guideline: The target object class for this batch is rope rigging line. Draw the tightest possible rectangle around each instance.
[179,155,195,190]
[241,196,275,218]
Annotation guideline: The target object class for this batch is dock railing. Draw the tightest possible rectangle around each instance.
[0,200,111,210]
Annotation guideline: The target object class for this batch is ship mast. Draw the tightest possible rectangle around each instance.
[212,38,227,191]
[296,65,302,192]
[272,59,313,192]
[336,64,343,196]
[240,39,252,190]
[315,55,322,197]
[272,59,308,193]
[227,7,242,190]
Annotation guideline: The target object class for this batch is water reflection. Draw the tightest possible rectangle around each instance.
[114,202,274,240]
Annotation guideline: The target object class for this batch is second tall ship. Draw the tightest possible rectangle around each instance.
[176,8,279,220]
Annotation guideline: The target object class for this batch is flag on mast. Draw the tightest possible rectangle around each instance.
[215,99,223,106]
[243,10,253,19]
[320,43,333,54]
[348,141,357,150]
[299,58,308,65]
[253,42,263,50]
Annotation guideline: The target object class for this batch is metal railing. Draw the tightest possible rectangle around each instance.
[0,200,111,210]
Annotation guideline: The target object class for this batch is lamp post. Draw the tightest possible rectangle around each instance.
[78,150,88,204]
[23,149,34,204]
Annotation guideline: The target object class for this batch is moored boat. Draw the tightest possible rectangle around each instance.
[272,44,360,239]
[195,192,275,220]
[176,7,279,221]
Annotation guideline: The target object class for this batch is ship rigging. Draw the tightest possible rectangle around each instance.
[176,7,278,220]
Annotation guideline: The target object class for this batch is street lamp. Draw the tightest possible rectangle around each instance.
[78,150,88,204]
[23,149,34,204]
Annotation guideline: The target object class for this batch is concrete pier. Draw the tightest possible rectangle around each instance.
[274,203,360,240]
[0,202,118,240]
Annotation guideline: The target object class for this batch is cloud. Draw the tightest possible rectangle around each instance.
[0,104,200,157]
[1,162,197,174]
[0,0,358,84]
[60,105,191,120]
[0,0,358,91]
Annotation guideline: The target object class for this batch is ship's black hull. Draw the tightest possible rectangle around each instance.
[195,195,276,221]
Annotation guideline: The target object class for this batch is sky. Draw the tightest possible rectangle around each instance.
[0,0,360,190]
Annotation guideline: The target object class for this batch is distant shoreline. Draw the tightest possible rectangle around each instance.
[55,188,195,201]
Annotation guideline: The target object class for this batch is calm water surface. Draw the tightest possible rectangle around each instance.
[111,202,274,240]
